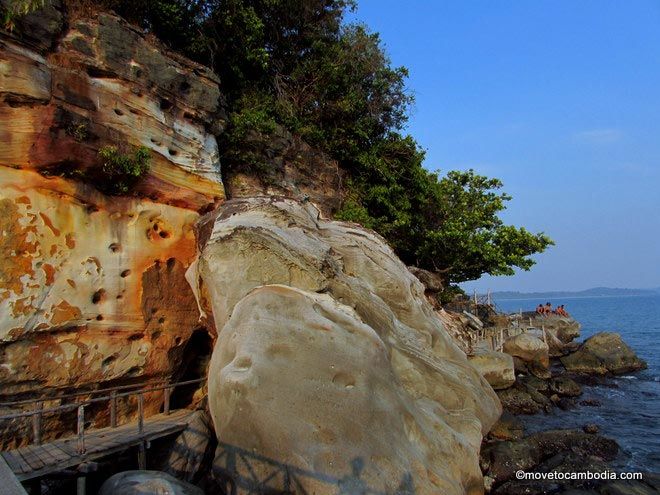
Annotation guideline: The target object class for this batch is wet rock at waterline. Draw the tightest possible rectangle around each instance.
[560,332,647,376]
[191,197,501,495]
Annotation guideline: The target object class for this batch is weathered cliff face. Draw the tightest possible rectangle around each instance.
[223,124,346,217]
[190,197,500,495]
[0,8,222,403]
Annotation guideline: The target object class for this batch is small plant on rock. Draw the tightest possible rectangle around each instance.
[98,145,150,195]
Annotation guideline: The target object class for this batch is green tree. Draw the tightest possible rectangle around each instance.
[413,170,554,285]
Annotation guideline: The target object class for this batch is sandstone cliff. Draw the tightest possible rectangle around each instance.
[0,6,221,415]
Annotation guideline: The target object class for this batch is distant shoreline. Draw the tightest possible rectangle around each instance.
[494,293,659,302]
[484,287,659,301]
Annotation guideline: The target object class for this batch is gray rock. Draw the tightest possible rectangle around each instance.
[98,471,204,495]
[561,333,647,376]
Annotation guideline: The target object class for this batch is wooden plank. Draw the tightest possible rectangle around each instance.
[7,410,194,482]
[0,455,27,495]
[3,451,30,475]
[12,448,44,471]
[16,446,52,471]
[0,453,24,474]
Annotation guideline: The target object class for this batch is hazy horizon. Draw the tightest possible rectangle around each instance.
[350,1,660,293]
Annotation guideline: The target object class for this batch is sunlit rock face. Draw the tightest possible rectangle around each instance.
[0,8,222,413]
[1,10,224,210]
[192,197,501,495]
[0,169,202,395]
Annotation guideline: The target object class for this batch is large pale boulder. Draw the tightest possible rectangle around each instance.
[468,349,515,390]
[502,333,550,379]
[560,332,647,375]
[192,197,501,495]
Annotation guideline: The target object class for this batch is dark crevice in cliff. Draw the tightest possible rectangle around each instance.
[168,327,213,411]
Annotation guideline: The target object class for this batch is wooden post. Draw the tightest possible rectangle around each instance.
[542,325,547,344]
[499,328,504,350]
[32,401,43,446]
[138,442,147,470]
[164,386,172,416]
[110,390,117,428]
[77,405,86,454]
[487,290,492,306]
[77,476,86,495]
[138,393,144,434]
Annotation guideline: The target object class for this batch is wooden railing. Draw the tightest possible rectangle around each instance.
[0,378,206,455]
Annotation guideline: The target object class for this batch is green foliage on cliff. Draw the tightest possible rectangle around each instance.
[1,0,48,30]
[98,145,151,194]
[59,0,553,287]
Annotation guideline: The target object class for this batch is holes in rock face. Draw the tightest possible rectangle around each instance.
[234,356,252,371]
[96,314,104,321]
[179,81,191,92]
[168,328,213,411]
[159,98,173,111]
[159,231,170,239]
[150,137,162,146]
[128,333,144,341]
[168,148,178,156]
[151,330,162,341]
[92,289,106,304]
[120,269,131,278]
[86,66,118,79]
[126,366,140,377]
[113,108,124,116]
[158,316,165,324]
[332,372,356,389]
[102,355,116,371]
[166,258,176,270]
[109,243,121,253]
[174,336,182,346]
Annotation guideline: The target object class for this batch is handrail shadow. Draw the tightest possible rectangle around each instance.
[212,441,415,495]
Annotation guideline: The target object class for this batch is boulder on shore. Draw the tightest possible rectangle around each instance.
[560,332,647,375]
[503,333,550,379]
[468,349,516,390]
[192,197,500,495]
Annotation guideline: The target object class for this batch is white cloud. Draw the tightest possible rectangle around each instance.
[573,128,623,144]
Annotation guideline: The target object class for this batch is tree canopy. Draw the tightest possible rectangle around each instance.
[6,0,554,293]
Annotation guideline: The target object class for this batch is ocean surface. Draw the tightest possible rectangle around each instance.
[496,295,660,473]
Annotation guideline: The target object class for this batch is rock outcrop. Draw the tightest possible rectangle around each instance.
[0,6,221,433]
[482,429,619,495]
[468,349,516,390]
[561,332,648,375]
[503,333,550,379]
[191,197,500,495]
[223,124,346,217]
[99,470,204,495]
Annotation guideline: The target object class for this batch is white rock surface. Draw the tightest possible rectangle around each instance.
[192,197,501,495]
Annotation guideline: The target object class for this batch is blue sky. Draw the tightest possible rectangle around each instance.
[349,0,660,292]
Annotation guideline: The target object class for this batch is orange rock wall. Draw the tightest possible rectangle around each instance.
[0,10,223,407]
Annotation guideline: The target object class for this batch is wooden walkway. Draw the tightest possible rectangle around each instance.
[1,409,192,482]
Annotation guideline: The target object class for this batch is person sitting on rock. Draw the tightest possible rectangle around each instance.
[536,303,545,315]
[558,304,569,317]
[545,302,553,315]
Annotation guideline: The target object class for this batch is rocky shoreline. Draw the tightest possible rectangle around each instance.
[473,314,657,494]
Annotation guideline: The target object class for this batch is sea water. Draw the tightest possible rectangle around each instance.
[496,295,660,472]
